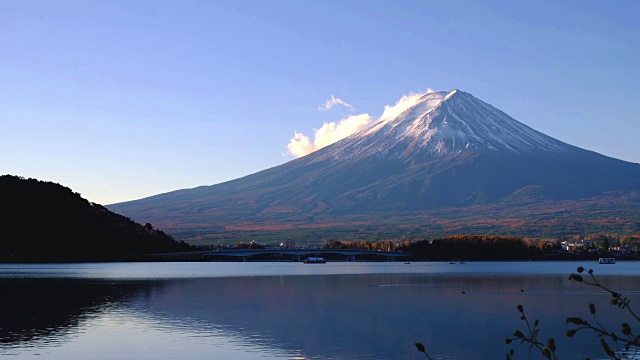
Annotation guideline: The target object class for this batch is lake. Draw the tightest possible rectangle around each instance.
[1,261,639,359]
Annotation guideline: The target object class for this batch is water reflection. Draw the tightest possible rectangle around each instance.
[0,278,150,347]
[1,269,639,359]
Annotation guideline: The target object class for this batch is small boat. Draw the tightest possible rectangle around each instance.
[598,257,616,264]
[304,257,326,264]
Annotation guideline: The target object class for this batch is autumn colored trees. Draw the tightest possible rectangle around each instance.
[324,239,394,251]
[398,235,536,260]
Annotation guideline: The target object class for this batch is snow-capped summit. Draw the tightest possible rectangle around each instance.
[109,89,640,242]
[308,89,573,163]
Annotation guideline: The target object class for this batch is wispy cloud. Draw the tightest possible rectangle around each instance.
[379,88,435,121]
[287,114,372,158]
[318,95,355,112]
[288,88,439,158]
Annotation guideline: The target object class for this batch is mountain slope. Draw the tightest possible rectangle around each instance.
[108,90,640,242]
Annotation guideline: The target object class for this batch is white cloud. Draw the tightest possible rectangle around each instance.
[287,114,372,158]
[287,131,314,158]
[318,95,355,112]
[288,88,439,158]
[379,93,421,120]
[378,88,436,121]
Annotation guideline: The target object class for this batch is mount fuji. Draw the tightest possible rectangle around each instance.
[109,90,640,242]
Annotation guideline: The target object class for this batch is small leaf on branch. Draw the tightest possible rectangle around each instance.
[622,322,631,336]
[547,338,556,352]
[566,317,585,325]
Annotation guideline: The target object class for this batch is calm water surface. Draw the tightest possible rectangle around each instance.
[1,261,639,359]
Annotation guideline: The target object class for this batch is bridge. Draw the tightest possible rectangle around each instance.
[148,248,415,262]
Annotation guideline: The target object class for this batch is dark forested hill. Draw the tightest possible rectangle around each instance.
[0,175,194,262]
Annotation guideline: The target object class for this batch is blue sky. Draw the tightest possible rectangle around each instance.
[2,0,639,205]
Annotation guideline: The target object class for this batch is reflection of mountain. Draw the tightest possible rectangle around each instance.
[0,279,153,346]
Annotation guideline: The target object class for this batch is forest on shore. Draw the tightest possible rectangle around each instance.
[0,175,195,262]
[325,234,640,261]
